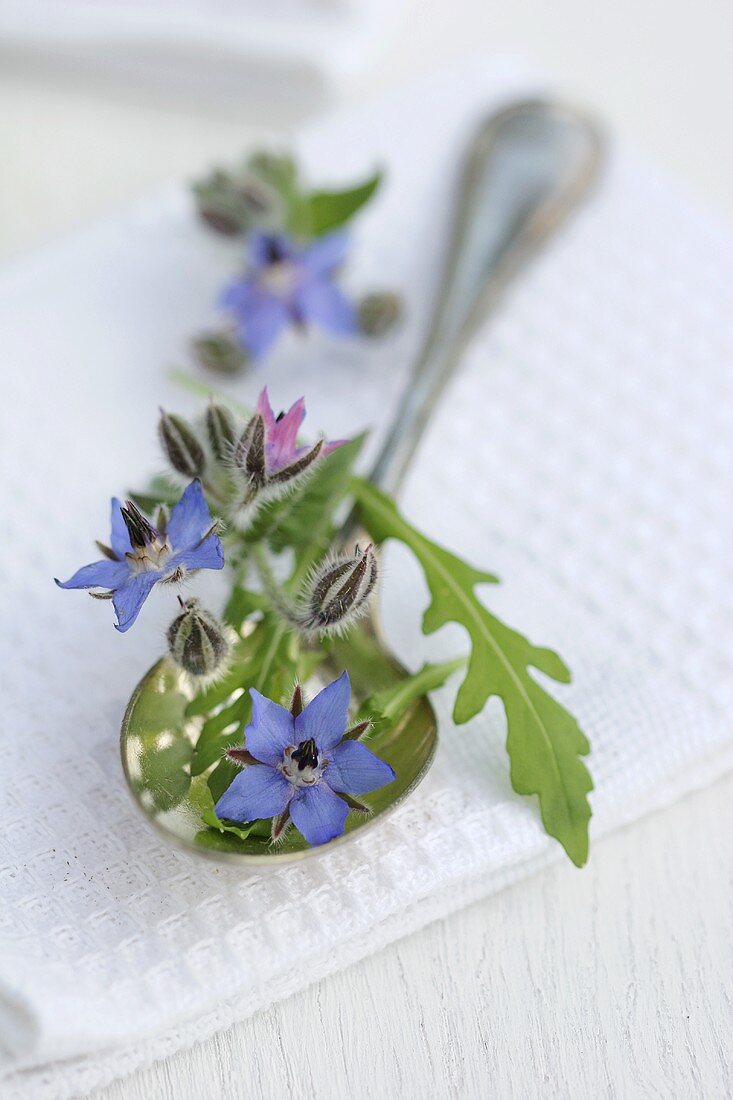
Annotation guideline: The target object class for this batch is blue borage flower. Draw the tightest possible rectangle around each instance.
[55,480,224,632]
[219,230,357,360]
[216,672,395,846]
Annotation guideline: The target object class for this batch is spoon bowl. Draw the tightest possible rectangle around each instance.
[122,622,437,863]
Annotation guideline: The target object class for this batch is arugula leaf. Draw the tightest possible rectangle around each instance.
[360,658,466,732]
[352,479,593,867]
[305,171,382,237]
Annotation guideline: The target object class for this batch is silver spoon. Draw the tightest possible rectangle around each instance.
[121,99,604,863]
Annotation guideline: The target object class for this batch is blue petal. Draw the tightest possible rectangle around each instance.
[167,480,215,552]
[112,572,159,633]
[290,783,349,846]
[110,498,132,559]
[294,279,356,336]
[55,558,130,591]
[218,277,259,315]
[173,534,224,574]
[215,765,291,822]
[238,294,289,360]
[302,230,349,276]
[295,671,350,752]
[326,740,395,795]
[245,690,295,765]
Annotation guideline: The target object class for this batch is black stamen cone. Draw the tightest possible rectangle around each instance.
[121,501,158,549]
[265,237,285,264]
[292,738,319,771]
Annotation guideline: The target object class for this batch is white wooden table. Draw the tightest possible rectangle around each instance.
[2,2,732,1095]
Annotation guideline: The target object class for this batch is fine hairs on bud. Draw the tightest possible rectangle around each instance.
[229,411,324,518]
[205,401,238,464]
[167,598,230,680]
[159,410,206,478]
[296,544,378,639]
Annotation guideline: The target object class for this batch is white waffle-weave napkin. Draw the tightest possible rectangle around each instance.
[1,57,733,1099]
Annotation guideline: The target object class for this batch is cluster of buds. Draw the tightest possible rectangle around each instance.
[158,389,340,527]
[158,403,235,509]
[191,151,293,237]
[167,597,230,680]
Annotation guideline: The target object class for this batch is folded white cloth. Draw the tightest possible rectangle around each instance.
[0,0,402,105]
[2,56,733,1099]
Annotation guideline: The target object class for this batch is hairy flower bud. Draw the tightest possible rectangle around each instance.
[167,598,229,679]
[298,545,378,638]
[232,412,267,496]
[192,166,280,236]
[205,401,237,464]
[192,332,249,376]
[159,410,206,478]
[357,292,403,338]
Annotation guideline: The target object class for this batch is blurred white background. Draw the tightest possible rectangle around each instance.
[1,0,732,261]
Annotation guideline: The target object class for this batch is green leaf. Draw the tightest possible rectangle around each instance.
[305,171,382,236]
[352,479,593,867]
[190,696,248,776]
[360,658,466,732]
[189,613,296,805]
[223,586,269,629]
[200,806,256,841]
[194,824,255,852]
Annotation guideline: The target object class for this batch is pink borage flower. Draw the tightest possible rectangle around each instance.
[232,387,345,509]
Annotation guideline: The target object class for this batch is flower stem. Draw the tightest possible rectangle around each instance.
[251,543,302,631]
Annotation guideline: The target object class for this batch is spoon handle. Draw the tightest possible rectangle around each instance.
[367,99,604,497]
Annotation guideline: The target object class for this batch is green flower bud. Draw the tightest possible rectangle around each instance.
[158,410,206,478]
[192,164,282,236]
[357,291,403,338]
[167,599,229,679]
[205,401,237,464]
[297,544,378,638]
[192,332,249,376]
